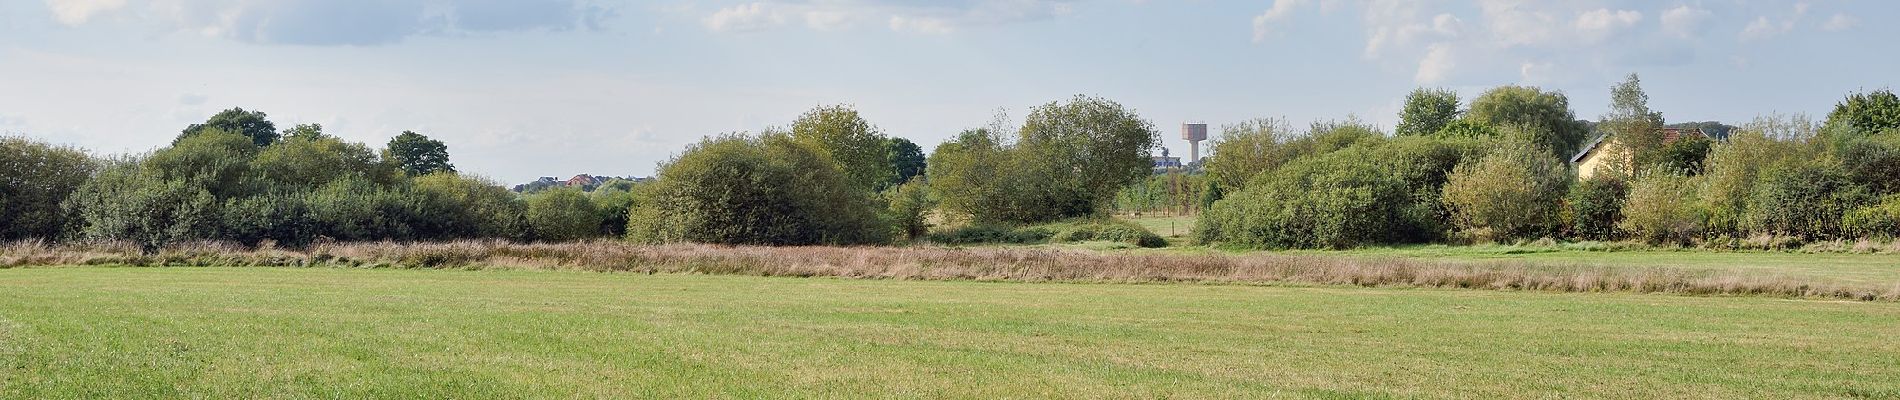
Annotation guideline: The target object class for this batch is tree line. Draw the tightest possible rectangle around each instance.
[4,80,1898,251]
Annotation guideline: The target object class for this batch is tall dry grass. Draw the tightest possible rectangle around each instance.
[3,239,1895,301]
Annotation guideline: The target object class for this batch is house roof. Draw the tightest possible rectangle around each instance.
[1568,128,1707,164]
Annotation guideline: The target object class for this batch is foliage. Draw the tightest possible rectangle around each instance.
[1204,118,1299,191]
[66,159,220,252]
[1464,85,1590,157]
[1565,175,1628,240]
[1600,73,1669,175]
[1656,135,1713,176]
[1195,147,1412,249]
[791,104,893,193]
[1844,195,1900,238]
[929,96,1159,224]
[526,188,603,242]
[1700,116,1814,235]
[1744,159,1868,240]
[1441,139,1569,242]
[1835,132,1900,195]
[885,137,926,189]
[884,179,936,241]
[0,136,97,240]
[1395,88,1460,137]
[926,224,1054,245]
[1432,119,1497,139]
[630,133,890,245]
[179,107,279,147]
[145,129,260,200]
[1618,173,1705,244]
[1826,89,1900,135]
[386,131,456,176]
[413,172,526,240]
[255,133,392,190]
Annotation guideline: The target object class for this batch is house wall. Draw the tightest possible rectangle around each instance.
[1575,142,1627,180]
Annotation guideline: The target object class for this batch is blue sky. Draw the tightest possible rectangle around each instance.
[1,0,1893,183]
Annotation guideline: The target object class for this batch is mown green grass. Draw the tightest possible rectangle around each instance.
[3,267,1898,398]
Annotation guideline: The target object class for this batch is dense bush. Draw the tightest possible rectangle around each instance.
[1744,159,1868,240]
[0,136,97,240]
[1463,86,1591,157]
[1441,138,1568,242]
[630,133,890,246]
[526,188,604,242]
[67,159,220,252]
[1196,147,1411,249]
[926,225,1054,245]
[1844,195,1900,238]
[929,96,1158,223]
[884,179,936,241]
[1565,175,1628,240]
[1618,173,1704,244]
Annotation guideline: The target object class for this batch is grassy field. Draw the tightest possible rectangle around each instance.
[1294,245,1900,285]
[4,267,1898,398]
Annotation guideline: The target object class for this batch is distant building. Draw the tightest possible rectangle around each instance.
[1571,127,1707,179]
[1152,156,1183,172]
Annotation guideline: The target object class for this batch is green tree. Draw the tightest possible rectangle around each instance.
[1600,73,1668,175]
[884,179,937,241]
[1441,139,1569,242]
[1204,118,1299,191]
[145,129,260,200]
[630,133,890,245]
[254,134,390,190]
[1396,88,1460,137]
[180,107,279,147]
[886,137,927,188]
[1745,159,1868,240]
[1015,95,1161,221]
[1700,116,1815,235]
[526,188,603,242]
[791,105,892,193]
[385,131,455,176]
[1826,89,1900,135]
[413,172,525,240]
[1465,86,1590,157]
[66,158,220,253]
[0,136,98,240]
[1195,146,1411,249]
[1657,135,1713,176]
[281,123,326,141]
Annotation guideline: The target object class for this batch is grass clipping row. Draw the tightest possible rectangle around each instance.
[3,240,1895,301]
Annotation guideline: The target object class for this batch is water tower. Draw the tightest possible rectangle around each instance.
[1182,122,1208,164]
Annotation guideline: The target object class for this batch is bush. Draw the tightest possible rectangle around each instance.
[526,188,603,242]
[1441,138,1568,242]
[630,133,890,246]
[1700,120,1811,235]
[412,173,526,240]
[884,179,937,241]
[66,159,220,253]
[1844,195,1900,238]
[0,136,97,240]
[929,96,1159,224]
[1618,173,1704,244]
[1565,175,1628,240]
[926,225,1054,245]
[1745,159,1868,240]
[1195,147,1411,249]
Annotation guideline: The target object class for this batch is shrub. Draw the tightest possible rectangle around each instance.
[929,96,1160,224]
[1844,195,1900,238]
[412,173,526,240]
[884,179,937,242]
[1195,147,1411,249]
[630,133,890,246]
[927,225,1054,245]
[1441,138,1568,242]
[0,136,97,240]
[526,188,603,242]
[1566,175,1628,240]
[1618,173,1704,244]
[1700,119,1811,235]
[66,158,220,253]
[1744,159,1868,240]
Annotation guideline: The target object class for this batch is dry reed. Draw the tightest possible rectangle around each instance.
[3,239,1894,301]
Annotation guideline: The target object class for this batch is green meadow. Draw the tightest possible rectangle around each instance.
[4,267,1897,399]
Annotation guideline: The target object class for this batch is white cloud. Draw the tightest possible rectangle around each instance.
[803,10,854,31]
[52,0,605,45]
[1739,16,1787,41]
[1822,13,1858,32]
[1478,0,1560,48]
[1360,1,1458,59]
[1414,43,1454,84]
[1518,60,1554,84]
[704,3,787,32]
[46,0,126,25]
[1659,5,1711,39]
[889,15,952,35]
[1251,0,1305,43]
[1573,9,1640,43]
[700,1,1076,35]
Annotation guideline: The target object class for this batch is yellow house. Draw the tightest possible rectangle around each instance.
[1570,128,1705,180]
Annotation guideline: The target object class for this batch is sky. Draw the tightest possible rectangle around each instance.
[1,0,1894,184]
